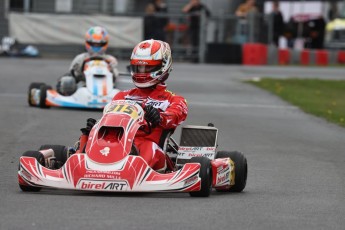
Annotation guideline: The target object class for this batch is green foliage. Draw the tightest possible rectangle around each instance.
[248,78,345,127]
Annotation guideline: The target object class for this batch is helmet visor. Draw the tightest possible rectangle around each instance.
[87,41,107,47]
[130,64,162,74]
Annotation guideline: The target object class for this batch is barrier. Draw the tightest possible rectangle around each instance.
[278,49,290,65]
[300,50,310,65]
[242,43,267,65]
[315,50,328,66]
[206,43,242,64]
[337,51,345,64]
[242,43,345,66]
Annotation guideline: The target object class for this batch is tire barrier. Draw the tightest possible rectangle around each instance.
[337,51,345,64]
[245,43,345,66]
[278,49,290,65]
[242,43,267,65]
[300,50,310,65]
[315,50,328,66]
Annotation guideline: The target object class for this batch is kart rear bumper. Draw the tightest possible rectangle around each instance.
[45,88,120,109]
[29,87,120,109]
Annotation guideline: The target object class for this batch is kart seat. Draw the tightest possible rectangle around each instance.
[158,129,175,150]
[129,129,175,156]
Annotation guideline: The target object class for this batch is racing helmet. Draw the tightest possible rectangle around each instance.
[130,39,172,88]
[85,26,109,55]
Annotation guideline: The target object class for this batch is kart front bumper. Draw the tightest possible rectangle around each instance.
[18,154,202,192]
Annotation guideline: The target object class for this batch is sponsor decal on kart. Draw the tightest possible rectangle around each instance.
[20,168,32,181]
[85,170,121,175]
[84,60,108,70]
[178,147,216,160]
[229,159,235,186]
[77,179,128,191]
[216,171,230,185]
[100,147,110,156]
[105,101,140,120]
[83,170,122,179]
[184,174,199,187]
[214,159,235,187]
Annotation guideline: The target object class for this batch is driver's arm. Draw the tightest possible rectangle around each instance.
[112,90,128,101]
[69,54,86,81]
[105,55,119,78]
[160,96,188,129]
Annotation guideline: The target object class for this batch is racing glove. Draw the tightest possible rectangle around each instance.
[144,105,161,127]
[80,118,97,135]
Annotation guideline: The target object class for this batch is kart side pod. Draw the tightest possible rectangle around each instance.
[176,125,247,193]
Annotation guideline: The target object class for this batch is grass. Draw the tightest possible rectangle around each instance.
[247,78,345,127]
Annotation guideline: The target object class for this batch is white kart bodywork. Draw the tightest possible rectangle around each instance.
[30,60,120,109]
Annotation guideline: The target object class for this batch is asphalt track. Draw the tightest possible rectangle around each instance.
[0,58,345,230]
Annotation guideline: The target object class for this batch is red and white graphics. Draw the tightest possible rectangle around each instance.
[18,153,202,192]
[130,39,172,88]
[86,100,144,164]
[178,147,216,160]
[211,158,235,189]
[18,100,201,193]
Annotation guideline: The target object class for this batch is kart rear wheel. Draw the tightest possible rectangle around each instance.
[39,84,52,108]
[19,151,45,192]
[189,157,212,197]
[28,82,45,106]
[215,151,247,192]
[39,144,68,167]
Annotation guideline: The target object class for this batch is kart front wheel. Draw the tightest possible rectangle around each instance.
[39,144,68,168]
[189,157,212,197]
[19,151,45,192]
[28,82,45,106]
[39,84,52,108]
[216,151,247,192]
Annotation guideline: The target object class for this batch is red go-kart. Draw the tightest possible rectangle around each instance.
[18,100,247,197]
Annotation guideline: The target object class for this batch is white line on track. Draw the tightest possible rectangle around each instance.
[0,93,26,98]
[188,101,298,109]
[0,93,297,110]
[118,78,132,83]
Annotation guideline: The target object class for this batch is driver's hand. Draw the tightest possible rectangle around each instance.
[86,118,97,131]
[80,118,97,135]
[144,105,161,127]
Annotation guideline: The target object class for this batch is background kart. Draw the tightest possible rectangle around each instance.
[27,59,120,109]
[18,100,247,197]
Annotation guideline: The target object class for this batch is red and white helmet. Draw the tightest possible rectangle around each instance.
[130,39,172,88]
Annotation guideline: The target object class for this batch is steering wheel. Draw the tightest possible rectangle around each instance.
[81,56,112,72]
[137,102,154,135]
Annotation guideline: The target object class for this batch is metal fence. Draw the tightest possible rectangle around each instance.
[140,11,274,62]
[2,1,275,62]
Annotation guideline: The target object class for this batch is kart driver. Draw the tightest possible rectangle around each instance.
[78,39,188,172]
[57,26,119,95]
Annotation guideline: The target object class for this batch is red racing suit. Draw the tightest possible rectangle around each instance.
[113,84,188,171]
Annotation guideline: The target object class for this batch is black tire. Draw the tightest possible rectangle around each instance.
[28,82,45,106]
[39,144,68,165]
[39,84,52,108]
[216,151,247,192]
[19,151,45,192]
[189,157,212,197]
